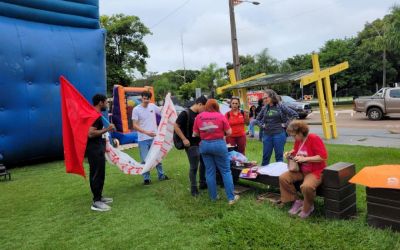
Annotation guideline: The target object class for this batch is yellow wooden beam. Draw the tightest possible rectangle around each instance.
[324,76,338,138]
[216,70,266,94]
[303,53,348,140]
[300,61,349,86]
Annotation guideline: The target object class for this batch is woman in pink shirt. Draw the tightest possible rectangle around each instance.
[279,120,328,218]
[193,99,239,205]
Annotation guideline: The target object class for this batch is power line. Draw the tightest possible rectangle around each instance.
[150,0,191,29]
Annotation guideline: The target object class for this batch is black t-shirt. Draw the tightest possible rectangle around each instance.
[175,109,201,146]
[86,117,105,151]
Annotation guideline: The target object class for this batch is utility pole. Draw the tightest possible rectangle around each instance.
[229,0,241,81]
[180,32,186,84]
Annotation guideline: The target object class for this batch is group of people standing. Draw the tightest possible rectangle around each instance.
[86,89,328,218]
[175,89,328,218]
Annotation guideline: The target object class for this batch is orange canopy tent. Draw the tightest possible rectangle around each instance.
[349,165,400,189]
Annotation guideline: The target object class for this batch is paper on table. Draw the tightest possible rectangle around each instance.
[257,162,288,176]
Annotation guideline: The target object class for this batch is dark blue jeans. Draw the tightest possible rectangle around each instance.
[262,131,287,166]
[199,139,235,201]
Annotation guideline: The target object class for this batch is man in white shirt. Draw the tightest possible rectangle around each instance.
[132,91,169,185]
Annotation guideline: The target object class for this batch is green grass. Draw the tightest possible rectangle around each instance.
[1,141,400,249]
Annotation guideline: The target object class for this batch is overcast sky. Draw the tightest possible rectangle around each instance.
[100,0,399,75]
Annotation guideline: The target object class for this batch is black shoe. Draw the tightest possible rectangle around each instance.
[199,183,208,190]
[144,179,151,185]
[160,175,169,181]
[191,186,199,197]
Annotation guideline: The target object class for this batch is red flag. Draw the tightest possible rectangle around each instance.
[60,76,101,178]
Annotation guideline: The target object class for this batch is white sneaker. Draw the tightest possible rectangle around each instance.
[91,201,111,212]
[228,195,240,205]
[101,197,113,204]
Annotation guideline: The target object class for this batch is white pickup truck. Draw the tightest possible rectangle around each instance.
[353,87,400,120]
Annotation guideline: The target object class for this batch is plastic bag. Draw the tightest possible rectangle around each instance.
[229,150,248,163]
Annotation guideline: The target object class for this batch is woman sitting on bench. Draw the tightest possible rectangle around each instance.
[279,120,328,219]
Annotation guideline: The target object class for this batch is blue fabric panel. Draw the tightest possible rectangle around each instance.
[0,0,99,29]
[111,131,138,145]
[0,0,98,19]
[64,0,98,6]
[0,15,106,165]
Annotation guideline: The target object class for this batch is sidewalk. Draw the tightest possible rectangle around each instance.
[307,126,400,148]
[252,127,400,148]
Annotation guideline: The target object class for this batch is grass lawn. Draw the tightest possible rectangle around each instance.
[1,140,400,249]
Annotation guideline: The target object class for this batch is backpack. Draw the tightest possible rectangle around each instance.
[173,110,190,150]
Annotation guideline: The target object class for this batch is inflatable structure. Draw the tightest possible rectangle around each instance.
[0,0,105,165]
[111,85,155,145]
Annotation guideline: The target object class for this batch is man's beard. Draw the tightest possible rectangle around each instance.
[101,107,107,112]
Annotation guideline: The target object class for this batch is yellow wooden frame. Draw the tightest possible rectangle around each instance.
[216,69,265,109]
[216,54,349,139]
[300,54,349,139]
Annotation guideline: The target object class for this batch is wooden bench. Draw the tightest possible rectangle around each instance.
[231,162,357,219]
[0,164,11,181]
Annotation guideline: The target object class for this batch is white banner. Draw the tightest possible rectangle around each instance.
[105,136,143,175]
[104,93,177,175]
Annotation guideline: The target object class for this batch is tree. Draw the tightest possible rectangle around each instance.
[356,6,400,88]
[179,64,227,99]
[100,14,151,93]
[153,75,172,101]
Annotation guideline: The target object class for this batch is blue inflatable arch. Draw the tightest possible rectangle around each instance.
[0,0,106,165]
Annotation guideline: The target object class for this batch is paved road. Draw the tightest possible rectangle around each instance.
[304,110,400,148]
[253,110,400,148]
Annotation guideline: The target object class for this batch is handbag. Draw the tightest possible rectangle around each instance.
[287,136,308,172]
[173,110,190,150]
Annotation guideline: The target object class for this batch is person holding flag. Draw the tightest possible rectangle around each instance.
[87,94,115,212]
[60,76,115,212]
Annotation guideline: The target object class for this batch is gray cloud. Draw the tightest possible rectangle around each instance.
[100,0,399,74]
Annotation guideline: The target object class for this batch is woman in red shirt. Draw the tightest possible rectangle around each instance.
[225,97,249,155]
[279,120,328,219]
[193,99,240,205]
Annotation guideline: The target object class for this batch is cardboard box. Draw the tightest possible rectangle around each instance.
[321,183,356,200]
[367,202,400,221]
[325,193,356,212]
[325,203,357,219]
[367,214,400,232]
[323,162,355,188]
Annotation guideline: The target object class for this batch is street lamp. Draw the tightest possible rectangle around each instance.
[238,1,260,5]
[229,0,260,81]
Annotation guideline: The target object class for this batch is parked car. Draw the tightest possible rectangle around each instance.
[281,95,312,119]
[174,104,186,115]
[353,87,400,120]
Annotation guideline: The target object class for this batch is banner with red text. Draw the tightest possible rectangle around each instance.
[105,93,177,175]
[142,93,177,173]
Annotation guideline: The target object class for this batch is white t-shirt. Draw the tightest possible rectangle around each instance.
[132,103,160,142]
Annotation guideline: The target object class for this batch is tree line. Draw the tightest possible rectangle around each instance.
[101,6,400,100]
